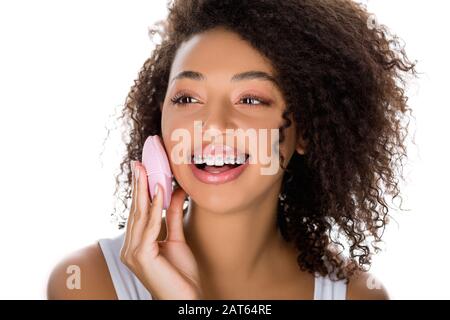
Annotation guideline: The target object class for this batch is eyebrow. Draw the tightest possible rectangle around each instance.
[170,70,279,87]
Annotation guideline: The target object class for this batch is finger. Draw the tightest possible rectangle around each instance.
[122,160,138,256]
[140,183,163,256]
[165,186,188,242]
[135,163,151,214]
[128,162,152,250]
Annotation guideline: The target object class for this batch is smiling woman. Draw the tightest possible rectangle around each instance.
[47,0,416,300]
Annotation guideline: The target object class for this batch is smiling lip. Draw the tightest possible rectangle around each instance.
[189,156,249,184]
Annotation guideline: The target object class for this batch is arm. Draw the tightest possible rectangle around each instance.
[46,242,118,300]
[346,271,390,300]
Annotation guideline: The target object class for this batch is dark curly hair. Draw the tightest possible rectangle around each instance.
[108,0,418,282]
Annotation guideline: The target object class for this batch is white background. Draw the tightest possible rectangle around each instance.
[0,0,448,299]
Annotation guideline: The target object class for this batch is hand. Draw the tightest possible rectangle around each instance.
[120,160,203,300]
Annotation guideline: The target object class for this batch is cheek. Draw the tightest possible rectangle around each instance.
[161,109,193,182]
[161,106,191,151]
[245,112,293,166]
[161,107,173,139]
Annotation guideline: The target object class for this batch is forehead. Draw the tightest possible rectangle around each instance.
[169,27,276,82]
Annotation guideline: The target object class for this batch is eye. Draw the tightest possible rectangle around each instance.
[239,94,270,107]
[170,93,200,106]
[169,93,271,107]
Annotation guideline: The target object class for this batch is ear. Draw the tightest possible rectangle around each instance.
[295,134,308,155]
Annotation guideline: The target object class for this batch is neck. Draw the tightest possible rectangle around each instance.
[183,183,297,292]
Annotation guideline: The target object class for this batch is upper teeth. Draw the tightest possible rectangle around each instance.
[193,154,247,165]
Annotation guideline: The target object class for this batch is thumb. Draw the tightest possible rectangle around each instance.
[164,185,188,242]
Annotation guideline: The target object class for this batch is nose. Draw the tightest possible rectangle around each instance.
[200,97,234,138]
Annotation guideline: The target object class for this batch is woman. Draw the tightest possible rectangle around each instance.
[47,0,416,300]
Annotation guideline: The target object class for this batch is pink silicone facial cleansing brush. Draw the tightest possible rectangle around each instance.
[141,135,173,209]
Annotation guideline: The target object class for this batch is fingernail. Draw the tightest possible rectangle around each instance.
[154,184,159,197]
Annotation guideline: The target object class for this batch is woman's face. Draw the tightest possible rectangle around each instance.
[161,27,303,212]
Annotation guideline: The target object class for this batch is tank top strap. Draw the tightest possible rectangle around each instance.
[313,272,347,300]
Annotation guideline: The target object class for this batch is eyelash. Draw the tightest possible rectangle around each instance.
[170,93,270,107]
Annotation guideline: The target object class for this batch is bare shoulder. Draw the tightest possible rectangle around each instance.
[46,242,117,300]
[346,270,390,300]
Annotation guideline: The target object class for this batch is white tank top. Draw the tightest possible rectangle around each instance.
[98,232,347,300]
